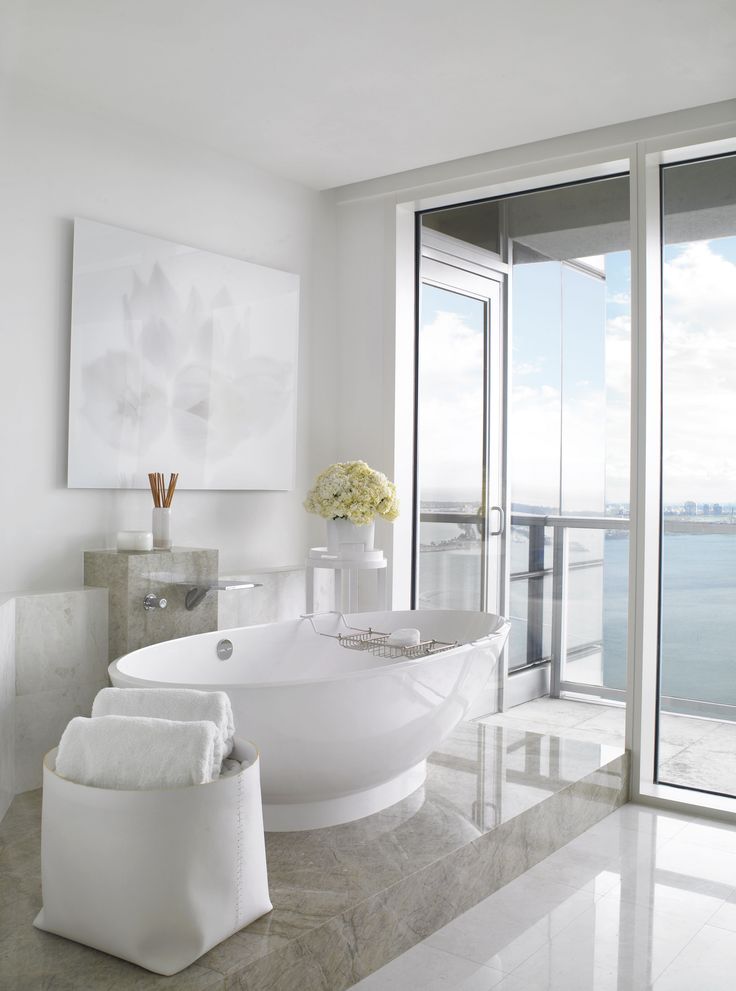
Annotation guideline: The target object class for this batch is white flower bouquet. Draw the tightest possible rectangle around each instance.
[304,461,399,525]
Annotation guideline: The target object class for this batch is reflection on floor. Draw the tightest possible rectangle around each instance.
[352,802,736,991]
[482,696,736,797]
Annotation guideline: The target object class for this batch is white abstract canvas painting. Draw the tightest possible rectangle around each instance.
[68,218,299,489]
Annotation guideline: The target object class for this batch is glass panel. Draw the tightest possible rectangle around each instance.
[560,264,606,515]
[659,153,736,797]
[509,261,562,514]
[417,519,482,610]
[563,529,629,692]
[508,177,631,688]
[416,283,486,611]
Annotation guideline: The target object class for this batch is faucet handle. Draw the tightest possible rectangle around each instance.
[144,593,168,611]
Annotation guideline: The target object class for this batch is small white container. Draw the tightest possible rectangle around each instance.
[152,508,172,550]
[116,530,153,552]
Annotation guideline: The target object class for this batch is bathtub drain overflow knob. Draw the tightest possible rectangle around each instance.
[217,639,233,660]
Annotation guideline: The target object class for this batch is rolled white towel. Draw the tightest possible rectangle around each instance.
[55,715,222,790]
[386,627,422,648]
[92,687,235,757]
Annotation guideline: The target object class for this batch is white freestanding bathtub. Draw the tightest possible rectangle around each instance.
[108,609,510,831]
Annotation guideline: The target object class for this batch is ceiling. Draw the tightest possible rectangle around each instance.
[3,0,736,190]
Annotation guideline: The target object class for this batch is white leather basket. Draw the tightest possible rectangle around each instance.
[34,739,272,976]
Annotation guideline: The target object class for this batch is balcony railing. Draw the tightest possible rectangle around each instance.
[419,510,736,721]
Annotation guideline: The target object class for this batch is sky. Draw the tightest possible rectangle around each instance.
[418,234,736,511]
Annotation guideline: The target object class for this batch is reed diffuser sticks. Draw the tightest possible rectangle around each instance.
[148,472,179,508]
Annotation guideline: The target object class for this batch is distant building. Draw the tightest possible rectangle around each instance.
[713,503,722,516]
[684,501,696,515]
[701,503,711,516]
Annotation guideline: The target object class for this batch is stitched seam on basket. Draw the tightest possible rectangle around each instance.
[235,769,243,929]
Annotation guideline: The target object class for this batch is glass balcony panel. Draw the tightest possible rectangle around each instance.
[508,579,530,672]
[563,527,629,693]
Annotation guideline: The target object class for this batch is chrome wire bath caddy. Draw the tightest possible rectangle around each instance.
[301,611,458,660]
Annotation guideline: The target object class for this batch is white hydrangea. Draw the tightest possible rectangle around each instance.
[304,461,399,525]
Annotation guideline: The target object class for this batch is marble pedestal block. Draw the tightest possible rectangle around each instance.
[14,588,109,793]
[84,547,218,661]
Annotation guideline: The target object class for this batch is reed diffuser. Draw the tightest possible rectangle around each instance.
[148,472,178,550]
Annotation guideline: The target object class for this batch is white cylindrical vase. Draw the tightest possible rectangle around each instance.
[326,518,375,556]
[152,508,172,550]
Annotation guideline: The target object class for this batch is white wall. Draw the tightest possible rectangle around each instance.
[0,83,338,594]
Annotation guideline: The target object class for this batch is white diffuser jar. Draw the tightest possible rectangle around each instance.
[152,508,172,550]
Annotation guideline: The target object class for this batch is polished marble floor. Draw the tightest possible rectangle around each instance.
[351,802,736,991]
[0,723,626,990]
[482,696,736,797]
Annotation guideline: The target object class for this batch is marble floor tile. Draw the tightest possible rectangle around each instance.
[654,836,736,888]
[676,817,736,854]
[596,803,690,841]
[708,890,736,933]
[488,698,606,728]
[349,943,506,991]
[576,886,706,976]
[652,924,736,991]
[658,726,736,795]
[574,706,627,732]
[519,843,621,897]
[425,878,595,973]
[657,713,721,748]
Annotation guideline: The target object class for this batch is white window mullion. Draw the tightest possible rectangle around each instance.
[626,142,662,798]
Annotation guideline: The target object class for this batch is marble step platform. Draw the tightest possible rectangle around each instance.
[0,722,628,991]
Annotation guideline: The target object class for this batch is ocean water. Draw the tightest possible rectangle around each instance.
[419,530,736,708]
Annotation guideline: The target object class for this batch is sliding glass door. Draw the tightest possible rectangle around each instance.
[414,177,631,708]
[415,244,505,617]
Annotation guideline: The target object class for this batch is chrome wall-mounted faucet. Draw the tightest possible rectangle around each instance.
[143,593,168,611]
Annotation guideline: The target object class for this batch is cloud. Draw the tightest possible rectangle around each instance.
[418,308,484,494]
[662,240,736,502]
[419,240,736,511]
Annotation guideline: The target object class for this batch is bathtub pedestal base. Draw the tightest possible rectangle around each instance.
[262,760,427,831]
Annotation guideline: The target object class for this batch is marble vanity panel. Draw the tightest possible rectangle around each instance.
[85,547,218,660]
[13,588,109,794]
[218,566,334,629]
[15,588,108,696]
[0,598,16,822]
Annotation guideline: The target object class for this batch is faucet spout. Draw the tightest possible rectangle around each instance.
[173,579,261,611]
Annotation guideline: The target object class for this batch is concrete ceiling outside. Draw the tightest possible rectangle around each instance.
[2,0,735,190]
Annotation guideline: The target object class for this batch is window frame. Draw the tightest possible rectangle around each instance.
[400,128,736,822]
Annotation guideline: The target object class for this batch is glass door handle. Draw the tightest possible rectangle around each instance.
[489,506,505,536]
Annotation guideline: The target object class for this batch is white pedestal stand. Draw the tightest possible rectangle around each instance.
[305,547,387,613]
